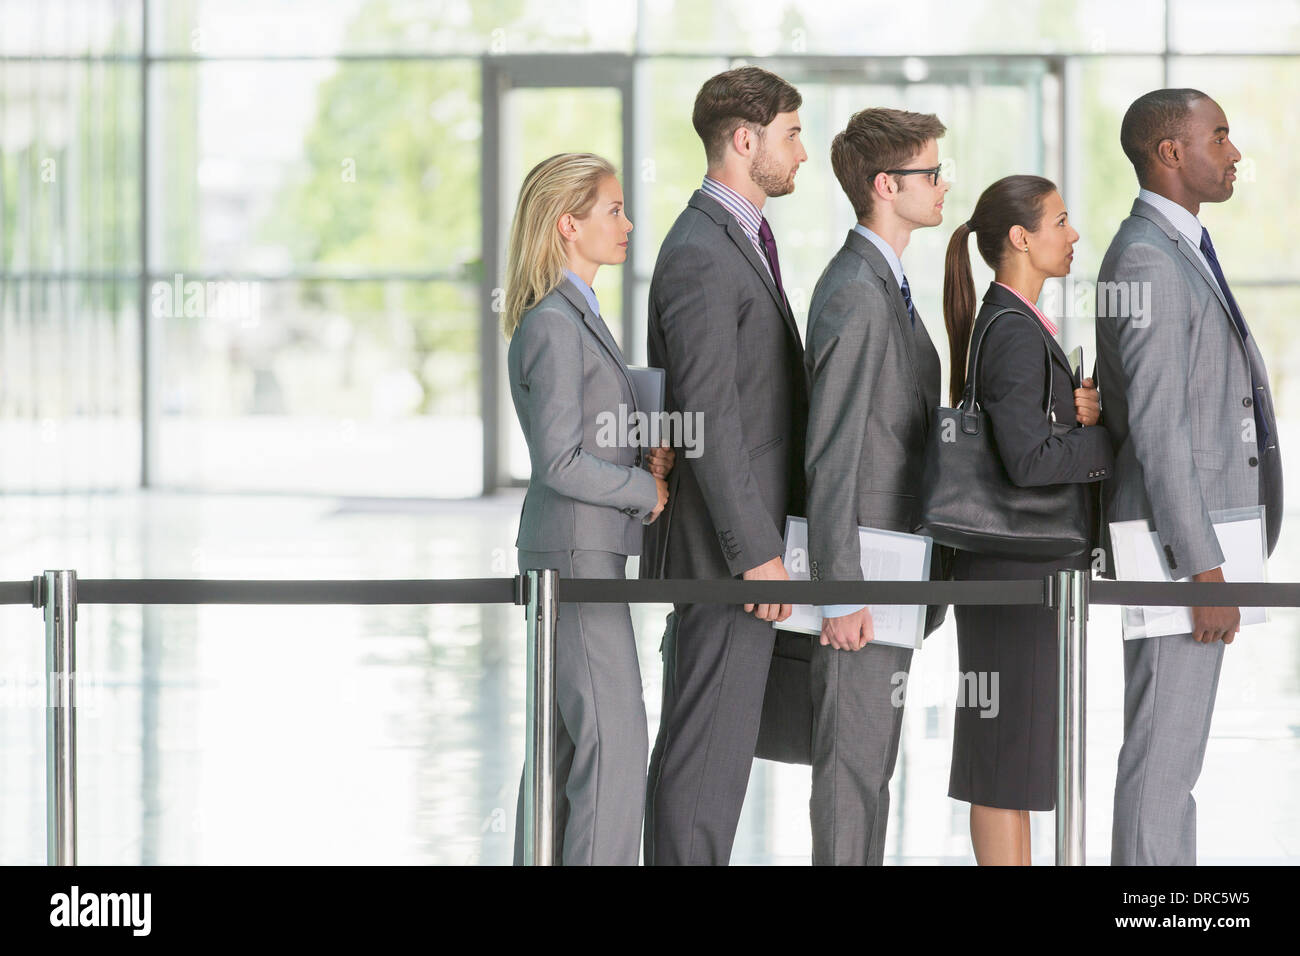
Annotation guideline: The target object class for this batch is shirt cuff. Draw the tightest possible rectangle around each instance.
[821,603,867,619]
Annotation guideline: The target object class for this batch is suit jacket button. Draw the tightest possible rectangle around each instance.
[1249,457,1259,467]
[1243,397,1253,408]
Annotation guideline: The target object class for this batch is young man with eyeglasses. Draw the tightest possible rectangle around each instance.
[803,107,950,865]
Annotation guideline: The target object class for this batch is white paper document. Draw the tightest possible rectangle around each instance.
[774,515,933,650]
[1110,506,1268,640]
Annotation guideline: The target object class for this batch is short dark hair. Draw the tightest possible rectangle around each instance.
[1120,88,1209,183]
[830,108,946,222]
[692,66,802,167]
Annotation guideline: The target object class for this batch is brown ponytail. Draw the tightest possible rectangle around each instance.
[941,174,1058,406]
[942,223,977,406]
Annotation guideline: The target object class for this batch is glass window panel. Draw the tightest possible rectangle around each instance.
[0,277,140,490]
[0,0,142,57]
[1,61,141,273]
[156,278,479,495]
[1170,0,1300,52]
[147,0,636,56]
[147,60,480,274]
[638,0,1166,55]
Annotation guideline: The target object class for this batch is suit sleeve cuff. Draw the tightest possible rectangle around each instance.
[822,603,867,618]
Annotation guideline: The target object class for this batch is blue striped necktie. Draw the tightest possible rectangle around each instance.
[900,274,916,327]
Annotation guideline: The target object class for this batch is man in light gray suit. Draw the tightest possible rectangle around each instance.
[641,66,810,865]
[804,108,949,865]
[1097,89,1283,865]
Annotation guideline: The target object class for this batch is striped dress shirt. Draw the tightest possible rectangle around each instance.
[700,176,774,282]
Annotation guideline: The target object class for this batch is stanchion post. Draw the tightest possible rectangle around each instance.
[43,570,78,866]
[1055,568,1087,866]
[522,568,558,866]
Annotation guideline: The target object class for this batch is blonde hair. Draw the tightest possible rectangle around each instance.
[502,152,617,339]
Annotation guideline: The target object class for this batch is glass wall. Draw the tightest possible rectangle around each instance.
[2,0,1296,495]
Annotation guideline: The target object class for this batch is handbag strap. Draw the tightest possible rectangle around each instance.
[963,306,1057,421]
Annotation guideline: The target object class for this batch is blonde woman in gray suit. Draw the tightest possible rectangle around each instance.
[503,152,674,865]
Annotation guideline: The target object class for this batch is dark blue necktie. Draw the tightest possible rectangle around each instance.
[900,274,916,327]
[1199,227,1269,450]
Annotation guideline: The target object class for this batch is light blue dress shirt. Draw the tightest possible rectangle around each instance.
[853,223,905,289]
[563,268,601,316]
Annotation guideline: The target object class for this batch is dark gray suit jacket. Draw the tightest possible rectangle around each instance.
[972,282,1113,487]
[509,278,659,555]
[1096,198,1283,577]
[804,229,942,579]
[642,189,810,581]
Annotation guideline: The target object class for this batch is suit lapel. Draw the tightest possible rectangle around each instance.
[1175,237,1235,322]
[847,230,929,419]
[556,279,639,414]
[983,283,1074,382]
[1131,200,1243,348]
[689,190,801,344]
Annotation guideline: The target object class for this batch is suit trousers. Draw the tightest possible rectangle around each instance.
[1111,633,1225,865]
[512,547,648,866]
[644,601,776,865]
[810,639,913,865]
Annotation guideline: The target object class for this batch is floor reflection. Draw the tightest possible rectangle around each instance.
[0,492,1295,865]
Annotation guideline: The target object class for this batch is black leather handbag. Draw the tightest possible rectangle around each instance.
[918,308,1089,560]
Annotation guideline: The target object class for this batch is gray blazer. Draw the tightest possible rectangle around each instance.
[804,229,943,580]
[1095,198,1283,577]
[508,278,659,555]
[642,189,810,580]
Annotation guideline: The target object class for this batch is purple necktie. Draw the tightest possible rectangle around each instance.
[757,217,788,309]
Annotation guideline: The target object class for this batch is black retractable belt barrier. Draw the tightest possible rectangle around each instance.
[9,571,1296,868]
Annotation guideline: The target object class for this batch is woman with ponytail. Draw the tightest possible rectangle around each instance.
[504,153,674,865]
[941,175,1113,865]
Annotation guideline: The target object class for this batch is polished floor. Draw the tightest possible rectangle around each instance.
[0,490,1296,865]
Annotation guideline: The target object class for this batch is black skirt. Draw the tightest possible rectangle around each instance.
[946,547,1086,811]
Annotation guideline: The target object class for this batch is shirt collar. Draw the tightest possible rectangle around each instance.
[701,175,764,240]
[562,268,600,317]
[993,281,1059,337]
[1137,187,1205,249]
[852,223,905,289]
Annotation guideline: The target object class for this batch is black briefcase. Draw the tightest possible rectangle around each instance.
[754,630,815,765]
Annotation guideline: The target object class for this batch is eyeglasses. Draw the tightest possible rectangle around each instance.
[883,165,944,186]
